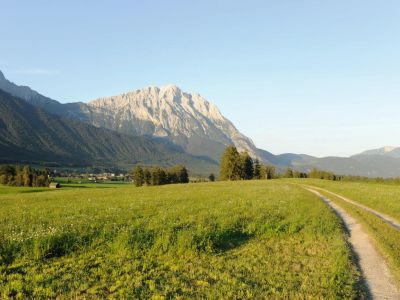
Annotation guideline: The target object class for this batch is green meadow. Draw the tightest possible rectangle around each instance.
[289,178,400,286]
[293,179,400,221]
[0,181,361,298]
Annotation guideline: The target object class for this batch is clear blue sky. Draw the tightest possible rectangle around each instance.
[1,0,399,157]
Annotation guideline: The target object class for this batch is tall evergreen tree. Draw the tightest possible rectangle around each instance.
[240,152,254,180]
[253,159,261,179]
[143,168,151,185]
[151,167,167,185]
[219,146,241,181]
[208,173,215,182]
[133,166,144,187]
[176,165,189,183]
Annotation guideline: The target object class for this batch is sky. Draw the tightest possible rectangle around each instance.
[1,0,399,157]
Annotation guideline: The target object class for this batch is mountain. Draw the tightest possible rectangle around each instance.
[84,85,258,161]
[0,89,218,173]
[269,148,400,178]
[0,70,87,120]
[2,70,400,178]
[355,146,400,158]
[0,71,259,162]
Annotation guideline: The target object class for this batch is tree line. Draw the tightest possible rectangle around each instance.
[0,165,50,187]
[132,165,189,187]
[218,146,361,182]
[281,167,400,184]
[219,146,276,181]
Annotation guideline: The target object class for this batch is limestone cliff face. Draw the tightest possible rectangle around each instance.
[85,85,258,160]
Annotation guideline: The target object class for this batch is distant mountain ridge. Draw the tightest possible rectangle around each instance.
[1,70,400,177]
[0,70,87,120]
[0,71,258,162]
[0,89,218,173]
[355,146,400,158]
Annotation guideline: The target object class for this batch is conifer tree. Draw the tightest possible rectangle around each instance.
[208,173,215,182]
[253,159,261,179]
[240,152,254,180]
[133,166,144,187]
[176,165,189,183]
[143,168,151,185]
[219,146,241,180]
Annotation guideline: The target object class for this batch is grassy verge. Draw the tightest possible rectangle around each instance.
[309,187,400,288]
[295,179,400,222]
[0,181,361,298]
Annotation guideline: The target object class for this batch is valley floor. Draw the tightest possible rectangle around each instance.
[2,179,400,298]
[0,180,363,298]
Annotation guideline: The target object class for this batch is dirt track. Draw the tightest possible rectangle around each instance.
[306,188,400,300]
[307,186,400,231]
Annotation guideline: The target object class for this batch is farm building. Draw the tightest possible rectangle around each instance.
[49,182,61,189]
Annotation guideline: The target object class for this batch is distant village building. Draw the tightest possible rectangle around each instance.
[49,182,61,189]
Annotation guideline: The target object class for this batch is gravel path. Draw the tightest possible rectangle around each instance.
[306,188,400,300]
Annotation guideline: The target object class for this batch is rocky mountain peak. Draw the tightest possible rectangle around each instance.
[383,146,396,153]
[86,85,257,160]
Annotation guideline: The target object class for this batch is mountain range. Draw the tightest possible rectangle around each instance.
[0,89,218,173]
[0,70,399,177]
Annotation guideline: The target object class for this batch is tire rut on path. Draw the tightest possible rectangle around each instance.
[306,188,400,300]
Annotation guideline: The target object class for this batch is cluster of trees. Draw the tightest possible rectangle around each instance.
[308,168,336,180]
[0,165,50,187]
[306,168,400,184]
[219,146,276,181]
[132,165,189,187]
[336,176,400,184]
[282,168,339,180]
[219,147,400,184]
[282,168,309,179]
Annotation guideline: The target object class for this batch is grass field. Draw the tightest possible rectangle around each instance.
[0,181,361,298]
[297,179,400,221]
[286,178,400,287]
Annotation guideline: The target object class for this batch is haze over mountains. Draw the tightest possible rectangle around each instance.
[0,70,399,177]
[356,146,400,158]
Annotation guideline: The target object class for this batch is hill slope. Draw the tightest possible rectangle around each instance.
[0,89,218,173]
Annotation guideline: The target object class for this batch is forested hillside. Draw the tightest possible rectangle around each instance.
[0,90,218,173]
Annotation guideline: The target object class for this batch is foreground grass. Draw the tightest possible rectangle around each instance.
[0,181,360,298]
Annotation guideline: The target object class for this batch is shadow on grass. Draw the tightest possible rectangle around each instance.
[19,189,54,194]
[60,185,116,189]
[211,230,254,252]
